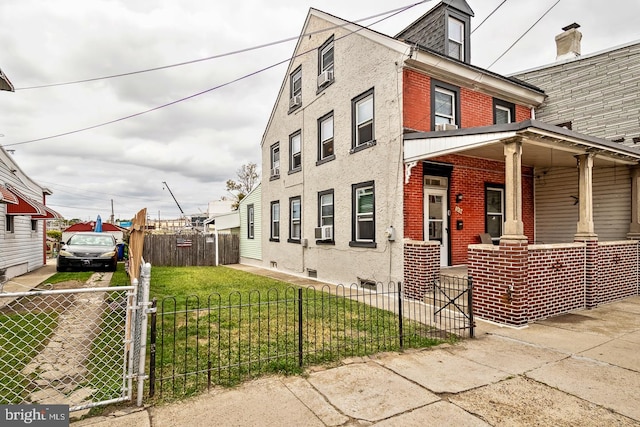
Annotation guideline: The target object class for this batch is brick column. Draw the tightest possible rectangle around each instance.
[403,240,439,300]
[498,239,529,325]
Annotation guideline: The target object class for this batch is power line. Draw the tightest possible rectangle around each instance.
[471,0,507,34]
[15,1,431,91]
[4,1,430,148]
[486,0,562,69]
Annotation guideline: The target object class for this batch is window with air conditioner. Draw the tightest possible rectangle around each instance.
[289,66,302,111]
[350,181,376,248]
[317,112,334,163]
[316,189,334,242]
[270,201,280,241]
[270,142,280,179]
[431,81,460,130]
[317,36,334,89]
[289,131,302,172]
[352,88,375,151]
[289,196,301,243]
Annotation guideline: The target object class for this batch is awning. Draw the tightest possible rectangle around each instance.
[0,185,19,204]
[5,185,62,219]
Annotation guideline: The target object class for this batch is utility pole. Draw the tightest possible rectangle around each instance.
[110,199,115,224]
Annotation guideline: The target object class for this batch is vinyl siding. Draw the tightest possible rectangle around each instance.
[239,185,262,261]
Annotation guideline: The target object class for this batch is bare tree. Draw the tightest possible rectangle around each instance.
[226,162,259,209]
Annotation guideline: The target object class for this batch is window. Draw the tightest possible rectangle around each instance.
[431,81,460,129]
[270,201,280,241]
[485,185,504,244]
[318,36,334,89]
[270,143,280,179]
[493,99,515,124]
[289,131,302,172]
[5,215,14,233]
[350,181,376,247]
[318,112,334,162]
[289,66,302,110]
[247,204,254,239]
[447,16,464,60]
[31,220,38,232]
[289,197,301,242]
[318,190,334,243]
[352,89,375,150]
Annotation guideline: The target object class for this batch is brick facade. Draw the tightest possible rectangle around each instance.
[597,241,639,304]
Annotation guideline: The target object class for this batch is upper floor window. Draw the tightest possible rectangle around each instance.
[352,89,375,150]
[289,131,302,172]
[317,36,334,89]
[350,181,376,247]
[318,112,334,162]
[247,204,255,239]
[270,142,280,179]
[447,17,464,60]
[289,66,302,111]
[289,196,301,243]
[431,81,460,130]
[493,99,515,124]
[270,201,280,241]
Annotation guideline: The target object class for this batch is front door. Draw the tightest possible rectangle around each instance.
[424,183,449,266]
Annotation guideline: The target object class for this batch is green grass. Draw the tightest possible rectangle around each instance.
[45,271,94,284]
[134,266,447,401]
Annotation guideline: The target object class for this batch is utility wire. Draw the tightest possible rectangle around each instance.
[15,1,430,91]
[4,1,429,147]
[486,0,561,69]
[471,0,507,34]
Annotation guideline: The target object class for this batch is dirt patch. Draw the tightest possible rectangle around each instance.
[0,280,87,315]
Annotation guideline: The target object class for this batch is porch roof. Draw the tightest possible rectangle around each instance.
[5,185,62,219]
[404,120,640,168]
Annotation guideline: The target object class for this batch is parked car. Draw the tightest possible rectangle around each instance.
[57,232,118,272]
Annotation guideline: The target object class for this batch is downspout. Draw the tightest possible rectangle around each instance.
[530,107,536,120]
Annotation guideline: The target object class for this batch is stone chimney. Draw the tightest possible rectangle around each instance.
[556,23,582,60]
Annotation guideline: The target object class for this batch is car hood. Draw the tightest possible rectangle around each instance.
[63,244,116,254]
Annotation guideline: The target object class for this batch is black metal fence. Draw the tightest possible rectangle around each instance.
[148,276,473,400]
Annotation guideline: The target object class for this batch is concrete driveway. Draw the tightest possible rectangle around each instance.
[72,295,640,426]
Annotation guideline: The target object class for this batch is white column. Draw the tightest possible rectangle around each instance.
[628,166,640,239]
[502,138,526,240]
[574,153,597,238]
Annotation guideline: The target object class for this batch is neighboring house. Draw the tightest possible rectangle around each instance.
[0,145,61,281]
[259,1,640,325]
[239,183,261,265]
[62,221,126,243]
[0,68,14,92]
[206,211,240,235]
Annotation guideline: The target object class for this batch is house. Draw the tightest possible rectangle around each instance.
[259,1,640,325]
[62,221,126,243]
[0,68,14,92]
[0,145,61,281]
[239,183,261,266]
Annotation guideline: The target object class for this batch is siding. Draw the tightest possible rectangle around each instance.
[535,165,631,243]
[239,185,262,261]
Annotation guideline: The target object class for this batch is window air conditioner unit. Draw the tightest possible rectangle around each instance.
[289,94,301,109]
[317,69,334,87]
[435,123,458,131]
[270,167,280,177]
[314,225,333,240]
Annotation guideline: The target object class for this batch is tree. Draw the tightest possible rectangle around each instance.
[47,230,62,241]
[226,162,259,210]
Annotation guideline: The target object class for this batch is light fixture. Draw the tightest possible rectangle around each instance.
[456,193,463,203]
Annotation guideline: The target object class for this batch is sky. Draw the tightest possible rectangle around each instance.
[1,0,639,222]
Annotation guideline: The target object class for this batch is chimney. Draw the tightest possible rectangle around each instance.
[555,23,582,60]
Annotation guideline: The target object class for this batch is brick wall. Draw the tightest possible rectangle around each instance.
[403,240,440,299]
[527,244,586,322]
[597,241,639,304]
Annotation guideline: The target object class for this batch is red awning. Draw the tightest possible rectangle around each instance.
[0,185,19,204]
[5,185,62,219]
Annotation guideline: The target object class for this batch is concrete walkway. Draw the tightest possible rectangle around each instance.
[70,265,640,427]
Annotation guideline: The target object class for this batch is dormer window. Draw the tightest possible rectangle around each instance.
[289,66,302,111]
[447,17,465,60]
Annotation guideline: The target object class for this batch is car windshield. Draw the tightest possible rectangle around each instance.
[69,235,114,246]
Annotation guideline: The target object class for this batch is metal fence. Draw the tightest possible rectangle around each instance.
[148,276,473,400]
[0,284,136,411]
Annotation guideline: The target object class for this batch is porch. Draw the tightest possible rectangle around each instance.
[403,120,640,326]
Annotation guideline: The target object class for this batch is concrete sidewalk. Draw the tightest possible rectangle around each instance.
[70,265,640,426]
[0,260,57,309]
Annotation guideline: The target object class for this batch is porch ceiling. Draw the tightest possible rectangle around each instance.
[404,120,640,168]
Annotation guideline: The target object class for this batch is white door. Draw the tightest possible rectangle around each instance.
[424,188,449,266]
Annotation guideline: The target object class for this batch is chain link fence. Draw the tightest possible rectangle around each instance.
[0,283,136,411]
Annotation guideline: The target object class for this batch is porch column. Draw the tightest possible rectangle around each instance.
[574,153,597,239]
[628,166,640,240]
[502,137,526,241]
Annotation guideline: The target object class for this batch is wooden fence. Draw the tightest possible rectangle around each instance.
[142,233,239,267]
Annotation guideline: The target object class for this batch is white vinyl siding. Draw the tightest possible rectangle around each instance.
[535,166,631,243]
[239,184,262,260]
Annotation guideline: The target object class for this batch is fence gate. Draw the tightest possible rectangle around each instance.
[432,275,475,338]
[0,281,143,412]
